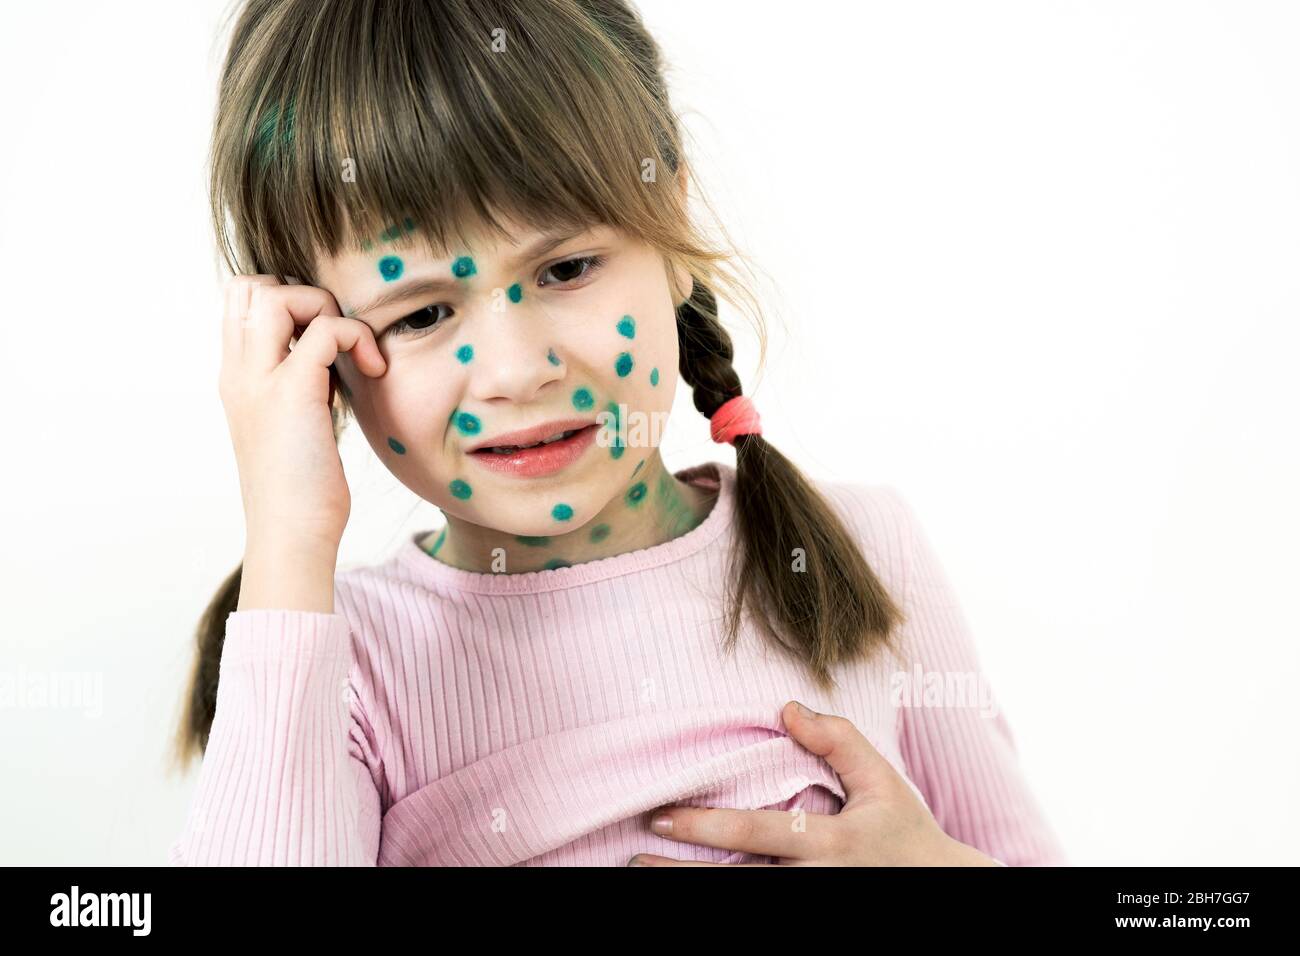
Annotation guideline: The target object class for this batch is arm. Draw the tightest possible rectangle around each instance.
[168,610,383,866]
[883,488,1068,867]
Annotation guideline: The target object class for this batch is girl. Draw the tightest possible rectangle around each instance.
[169,0,1066,867]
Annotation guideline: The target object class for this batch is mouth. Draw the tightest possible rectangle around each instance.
[474,426,589,454]
[466,421,601,478]
[466,418,600,454]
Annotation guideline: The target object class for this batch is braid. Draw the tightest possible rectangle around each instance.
[673,277,906,689]
[675,281,742,418]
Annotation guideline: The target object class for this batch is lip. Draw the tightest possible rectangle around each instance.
[466,418,599,453]
[466,420,600,479]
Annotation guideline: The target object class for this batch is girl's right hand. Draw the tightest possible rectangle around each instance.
[219,275,387,557]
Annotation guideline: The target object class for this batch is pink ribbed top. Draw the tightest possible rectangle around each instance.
[169,461,1066,866]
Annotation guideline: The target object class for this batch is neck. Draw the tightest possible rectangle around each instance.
[421,451,716,573]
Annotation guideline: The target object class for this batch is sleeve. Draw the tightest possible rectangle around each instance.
[881,487,1068,867]
[168,610,383,866]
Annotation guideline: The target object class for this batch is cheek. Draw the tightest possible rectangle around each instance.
[349,361,460,461]
[575,305,676,393]
[575,309,677,460]
[604,311,676,408]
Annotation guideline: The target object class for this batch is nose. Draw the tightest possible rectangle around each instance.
[462,294,564,405]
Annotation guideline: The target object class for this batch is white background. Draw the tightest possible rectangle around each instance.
[1,0,1296,865]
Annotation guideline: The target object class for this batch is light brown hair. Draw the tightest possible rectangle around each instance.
[174,0,906,769]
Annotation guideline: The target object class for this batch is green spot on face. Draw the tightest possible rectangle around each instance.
[543,558,571,571]
[452,256,476,278]
[615,352,634,377]
[449,479,472,499]
[650,367,660,387]
[616,315,636,339]
[547,348,561,366]
[456,344,474,364]
[378,256,404,281]
[507,282,523,303]
[455,411,481,435]
[572,387,594,411]
[387,436,406,455]
[589,523,611,543]
[606,400,624,459]
[625,481,647,507]
[515,535,551,547]
[552,503,574,521]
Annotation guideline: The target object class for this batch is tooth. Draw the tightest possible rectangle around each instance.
[481,428,581,455]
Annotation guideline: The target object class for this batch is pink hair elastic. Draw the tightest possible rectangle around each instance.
[709,395,762,444]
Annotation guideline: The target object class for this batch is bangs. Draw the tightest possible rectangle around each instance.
[211,0,683,283]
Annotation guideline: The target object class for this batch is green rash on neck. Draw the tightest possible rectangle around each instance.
[632,459,644,476]
[423,467,701,573]
[655,471,703,537]
[387,436,406,454]
[624,481,647,507]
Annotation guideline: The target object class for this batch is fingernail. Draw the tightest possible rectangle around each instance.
[628,855,649,866]
[650,813,673,834]
[793,700,817,719]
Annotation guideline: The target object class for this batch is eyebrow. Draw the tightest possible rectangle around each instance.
[345,228,588,319]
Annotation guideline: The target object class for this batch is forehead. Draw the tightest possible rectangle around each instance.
[313,217,622,318]
[316,212,616,277]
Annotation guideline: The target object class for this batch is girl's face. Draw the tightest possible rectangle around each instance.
[316,214,690,537]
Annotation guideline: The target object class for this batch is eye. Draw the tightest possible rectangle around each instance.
[538,254,607,288]
[386,303,452,338]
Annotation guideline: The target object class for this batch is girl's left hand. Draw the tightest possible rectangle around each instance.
[629,701,1003,867]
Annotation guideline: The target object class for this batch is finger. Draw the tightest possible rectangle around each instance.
[221,275,280,372]
[781,701,899,801]
[648,806,832,860]
[630,855,777,867]
[284,313,387,383]
[242,283,350,375]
